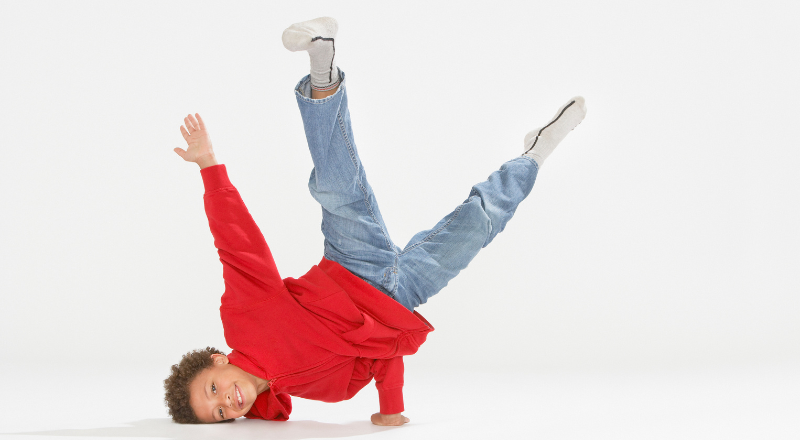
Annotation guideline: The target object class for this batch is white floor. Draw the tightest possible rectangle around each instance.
[1,364,798,440]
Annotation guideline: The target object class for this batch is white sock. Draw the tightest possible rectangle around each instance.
[282,17,340,92]
[522,96,587,166]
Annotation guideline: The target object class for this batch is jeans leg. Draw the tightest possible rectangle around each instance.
[393,157,539,310]
[295,70,401,297]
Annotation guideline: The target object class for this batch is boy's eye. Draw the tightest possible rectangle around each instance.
[219,407,224,418]
[212,384,216,394]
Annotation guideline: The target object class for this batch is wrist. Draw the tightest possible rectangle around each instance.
[196,153,218,169]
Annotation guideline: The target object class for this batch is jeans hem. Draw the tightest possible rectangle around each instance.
[519,154,541,172]
[294,68,346,104]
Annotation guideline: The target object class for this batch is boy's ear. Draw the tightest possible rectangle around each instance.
[210,354,229,365]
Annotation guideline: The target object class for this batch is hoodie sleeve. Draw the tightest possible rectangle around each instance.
[201,164,284,307]
[244,390,292,422]
[372,357,405,414]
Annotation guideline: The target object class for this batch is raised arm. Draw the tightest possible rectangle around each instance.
[175,113,284,306]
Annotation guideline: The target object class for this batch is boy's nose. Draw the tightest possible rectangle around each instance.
[217,392,231,408]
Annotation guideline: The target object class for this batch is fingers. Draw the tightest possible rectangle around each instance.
[182,113,205,137]
[173,147,187,160]
[177,113,206,161]
[184,115,196,132]
[188,113,201,131]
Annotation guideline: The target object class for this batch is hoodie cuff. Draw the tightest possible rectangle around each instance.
[378,386,404,415]
[200,164,232,193]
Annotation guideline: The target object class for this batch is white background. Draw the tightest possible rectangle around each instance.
[1,1,798,439]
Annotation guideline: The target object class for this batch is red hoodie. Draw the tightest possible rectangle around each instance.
[200,164,434,421]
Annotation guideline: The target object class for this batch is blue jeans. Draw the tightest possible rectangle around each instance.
[295,69,539,312]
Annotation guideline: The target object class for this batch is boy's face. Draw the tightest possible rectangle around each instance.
[188,354,259,423]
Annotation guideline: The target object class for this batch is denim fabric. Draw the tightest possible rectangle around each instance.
[295,69,539,312]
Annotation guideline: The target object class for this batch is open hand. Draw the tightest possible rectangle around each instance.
[370,412,410,426]
[174,113,217,168]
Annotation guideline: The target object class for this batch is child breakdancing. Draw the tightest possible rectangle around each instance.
[164,17,587,426]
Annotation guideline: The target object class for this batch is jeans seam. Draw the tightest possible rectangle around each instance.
[336,110,396,254]
[398,201,468,257]
[392,255,400,299]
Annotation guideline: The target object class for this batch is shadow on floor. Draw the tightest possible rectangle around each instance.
[2,417,391,440]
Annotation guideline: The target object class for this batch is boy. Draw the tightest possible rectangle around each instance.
[164,17,587,426]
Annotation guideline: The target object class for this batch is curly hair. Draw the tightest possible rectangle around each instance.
[164,346,232,424]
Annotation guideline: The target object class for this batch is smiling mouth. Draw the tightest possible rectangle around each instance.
[235,385,243,409]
